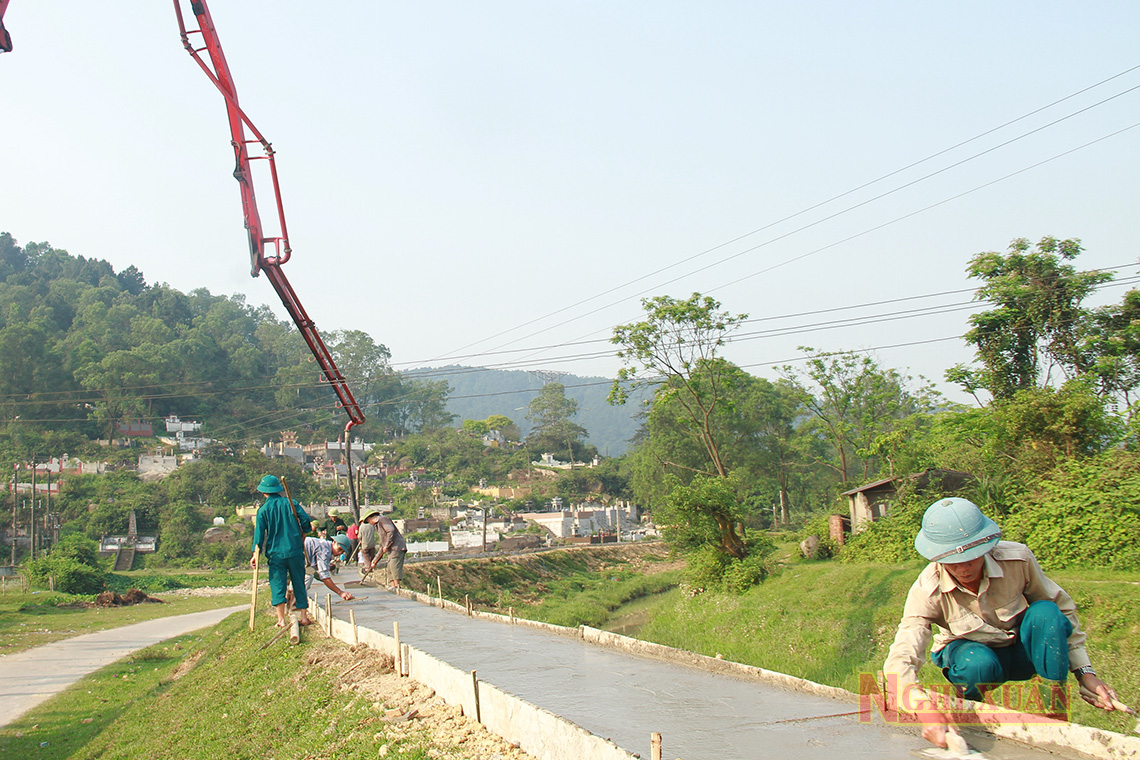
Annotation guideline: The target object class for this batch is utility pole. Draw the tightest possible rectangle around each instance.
[344,436,360,524]
[45,467,52,550]
[481,506,488,553]
[9,463,16,565]
[29,460,36,561]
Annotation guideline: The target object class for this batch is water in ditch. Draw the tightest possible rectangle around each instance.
[339,588,1088,760]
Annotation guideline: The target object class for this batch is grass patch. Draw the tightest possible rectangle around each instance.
[0,590,247,656]
[509,569,680,628]
[104,569,253,593]
[0,613,435,759]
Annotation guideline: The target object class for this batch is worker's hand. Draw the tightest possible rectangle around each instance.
[340,591,354,601]
[915,700,951,748]
[249,554,258,569]
[1078,673,1118,710]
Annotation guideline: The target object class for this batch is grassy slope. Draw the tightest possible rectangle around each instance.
[0,613,434,760]
[403,543,681,627]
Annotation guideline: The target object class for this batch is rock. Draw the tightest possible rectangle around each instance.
[799,535,821,559]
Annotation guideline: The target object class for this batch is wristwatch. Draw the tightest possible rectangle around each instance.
[1072,665,1096,678]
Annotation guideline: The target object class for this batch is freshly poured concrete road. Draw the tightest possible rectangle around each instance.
[0,605,245,728]
[342,589,1082,760]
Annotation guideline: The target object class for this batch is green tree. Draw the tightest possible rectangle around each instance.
[782,348,940,486]
[611,293,747,480]
[527,382,593,463]
[462,419,489,436]
[948,236,1111,401]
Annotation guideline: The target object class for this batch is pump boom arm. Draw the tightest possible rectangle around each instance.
[173,1,365,431]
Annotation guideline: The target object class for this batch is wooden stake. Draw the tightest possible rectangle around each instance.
[249,546,260,631]
[465,594,471,616]
[509,607,514,625]
[437,575,442,606]
[472,670,481,724]
[393,621,401,676]
[651,732,662,760]
[289,615,300,645]
[326,593,333,636]
[350,608,358,645]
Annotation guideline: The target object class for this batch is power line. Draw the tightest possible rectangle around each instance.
[423,65,1140,362]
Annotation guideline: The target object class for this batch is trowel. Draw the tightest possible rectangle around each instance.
[911,727,990,760]
[334,596,369,604]
[1080,685,1140,734]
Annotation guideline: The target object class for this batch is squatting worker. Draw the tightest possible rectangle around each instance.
[250,474,315,627]
[303,535,355,602]
[363,509,408,590]
[884,497,1120,749]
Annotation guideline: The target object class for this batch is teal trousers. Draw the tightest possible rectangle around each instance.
[931,600,1072,701]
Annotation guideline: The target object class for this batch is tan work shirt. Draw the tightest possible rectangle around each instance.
[883,541,1090,704]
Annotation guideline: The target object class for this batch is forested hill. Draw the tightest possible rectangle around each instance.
[405,365,650,455]
[0,234,454,446]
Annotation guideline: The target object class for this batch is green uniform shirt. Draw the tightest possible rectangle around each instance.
[252,494,314,559]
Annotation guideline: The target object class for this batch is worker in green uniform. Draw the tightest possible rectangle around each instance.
[250,474,315,628]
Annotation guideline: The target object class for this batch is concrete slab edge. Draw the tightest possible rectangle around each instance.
[579,626,1140,759]
[314,595,637,760]
[579,625,852,702]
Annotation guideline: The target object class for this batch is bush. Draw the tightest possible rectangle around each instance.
[23,534,108,594]
[24,554,106,594]
[1003,450,1140,571]
[799,513,841,560]
[683,537,774,594]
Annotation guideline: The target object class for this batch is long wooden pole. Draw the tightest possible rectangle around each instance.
[249,509,260,631]
[249,546,260,630]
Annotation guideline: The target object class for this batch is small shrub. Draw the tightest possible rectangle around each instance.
[683,538,774,594]
[24,554,107,595]
[799,513,841,560]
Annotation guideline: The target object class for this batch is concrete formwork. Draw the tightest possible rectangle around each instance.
[311,589,1140,760]
[316,592,634,760]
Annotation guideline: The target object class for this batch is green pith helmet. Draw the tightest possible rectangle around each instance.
[257,474,284,494]
[333,535,352,555]
[915,497,1001,564]
[360,508,382,523]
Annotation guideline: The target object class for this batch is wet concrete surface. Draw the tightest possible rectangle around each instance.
[336,588,1082,760]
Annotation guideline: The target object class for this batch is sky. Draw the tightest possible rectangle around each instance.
[3,1,1139,408]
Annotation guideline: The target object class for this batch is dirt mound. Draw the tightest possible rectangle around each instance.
[305,640,534,759]
[91,589,164,607]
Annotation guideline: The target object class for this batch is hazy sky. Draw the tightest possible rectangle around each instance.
[3,2,1138,406]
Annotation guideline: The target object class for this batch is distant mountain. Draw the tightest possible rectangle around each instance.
[403,365,651,456]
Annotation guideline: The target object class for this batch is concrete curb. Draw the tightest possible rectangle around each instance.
[311,591,635,760]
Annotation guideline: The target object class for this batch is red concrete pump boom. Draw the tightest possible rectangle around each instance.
[174,0,364,432]
[0,2,365,432]
[0,1,11,53]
